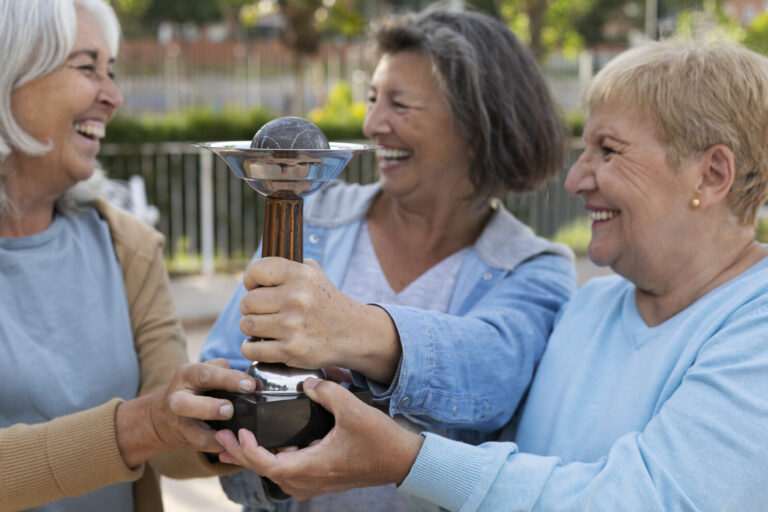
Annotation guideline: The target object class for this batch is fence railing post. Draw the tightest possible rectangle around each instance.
[200,148,215,276]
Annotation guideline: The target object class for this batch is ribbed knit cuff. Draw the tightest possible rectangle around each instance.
[399,433,491,511]
[1,399,143,510]
[47,398,144,495]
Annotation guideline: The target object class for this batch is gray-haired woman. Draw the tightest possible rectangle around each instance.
[202,5,577,511]
[0,1,254,510]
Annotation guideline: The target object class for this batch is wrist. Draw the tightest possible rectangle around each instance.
[393,430,425,485]
[348,304,401,383]
[115,394,165,468]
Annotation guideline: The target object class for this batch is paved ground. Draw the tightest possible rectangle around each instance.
[161,257,613,511]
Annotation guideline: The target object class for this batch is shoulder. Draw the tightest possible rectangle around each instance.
[304,180,380,226]
[92,198,164,260]
[474,203,574,271]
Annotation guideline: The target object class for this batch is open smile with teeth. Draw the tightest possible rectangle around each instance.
[590,209,620,221]
[376,147,412,163]
[73,122,105,140]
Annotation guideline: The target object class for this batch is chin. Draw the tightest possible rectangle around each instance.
[68,162,98,183]
[587,245,613,268]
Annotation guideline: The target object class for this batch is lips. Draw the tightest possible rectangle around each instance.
[73,121,105,140]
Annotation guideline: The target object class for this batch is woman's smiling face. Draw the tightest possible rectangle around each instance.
[362,51,474,201]
[9,6,122,194]
[564,103,699,280]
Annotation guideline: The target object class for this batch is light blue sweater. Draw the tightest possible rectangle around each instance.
[0,208,138,512]
[402,256,768,511]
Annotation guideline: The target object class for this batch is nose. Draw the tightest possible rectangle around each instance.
[564,148,596,197]
[362,100,391,139]
[98,75,123,112]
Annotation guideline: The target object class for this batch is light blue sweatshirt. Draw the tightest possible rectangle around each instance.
[401,256,768,511]
[0,208,137,512]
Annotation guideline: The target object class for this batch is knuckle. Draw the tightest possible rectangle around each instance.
[167,391,184,413]
[239,315,255,332]
[240,292,255,314]
[197,364,214,387]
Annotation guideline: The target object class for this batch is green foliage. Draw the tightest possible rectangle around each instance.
[166,236,202,275]
[676,0,744,42]
[499,0,596,59]
[111,0,152,16]
[757,217,768,244]
[742,11,768,55]
[104,102,364,144]
[552,216,591,256]
[565,109,586,137]
[307,82,366,140]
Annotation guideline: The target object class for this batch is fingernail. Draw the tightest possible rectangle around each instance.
[220,403,234,418]
[304,378,320,390]
[238,379,254,392]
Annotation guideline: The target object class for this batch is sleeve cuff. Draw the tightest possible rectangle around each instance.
[399,433,496,511]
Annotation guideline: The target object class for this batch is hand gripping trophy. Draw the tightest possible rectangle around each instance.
[196,117,377,448]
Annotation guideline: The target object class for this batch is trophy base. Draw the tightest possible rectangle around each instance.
[205,388,372,449]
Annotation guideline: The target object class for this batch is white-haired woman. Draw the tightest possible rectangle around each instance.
[0,1,254,510]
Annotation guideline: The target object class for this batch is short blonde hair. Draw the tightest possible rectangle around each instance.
[585,39,768,225]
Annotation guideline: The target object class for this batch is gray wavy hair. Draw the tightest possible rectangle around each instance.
[370,4,567,202]
[0,0,120,219]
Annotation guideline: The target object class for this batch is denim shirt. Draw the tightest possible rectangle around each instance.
[201,181,577,510]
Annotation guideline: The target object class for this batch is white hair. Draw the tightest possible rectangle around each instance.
[0,0,121,218]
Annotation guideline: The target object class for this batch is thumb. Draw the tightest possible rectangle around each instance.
[302,378,355,417]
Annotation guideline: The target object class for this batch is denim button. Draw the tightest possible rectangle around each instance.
[309,234,320,244]
[483,272,492,281]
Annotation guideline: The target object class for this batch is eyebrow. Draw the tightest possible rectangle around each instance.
[67,49,115,64]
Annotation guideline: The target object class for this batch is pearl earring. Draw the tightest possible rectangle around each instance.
[691,198,701,208]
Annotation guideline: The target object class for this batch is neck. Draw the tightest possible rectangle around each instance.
[0,161,62,237]
[0,205,56,237]
[634,231,767,326]
[369,192,492,255]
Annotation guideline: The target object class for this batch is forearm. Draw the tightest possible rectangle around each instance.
[0,400,142,511]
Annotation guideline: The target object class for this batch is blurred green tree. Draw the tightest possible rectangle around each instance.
[239,0,366,114]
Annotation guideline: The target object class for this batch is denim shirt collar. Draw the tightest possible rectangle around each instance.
[305,180,573,272]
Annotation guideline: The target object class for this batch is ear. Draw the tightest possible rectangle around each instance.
[696,144,735,207]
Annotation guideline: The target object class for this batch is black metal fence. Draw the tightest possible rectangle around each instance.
[99,141,586,274]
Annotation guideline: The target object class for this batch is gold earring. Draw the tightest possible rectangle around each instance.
[691,198,701,208]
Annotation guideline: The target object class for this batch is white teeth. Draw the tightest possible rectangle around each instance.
[376,148,412,160]
[589,210,619,221]
[73,122,105,139]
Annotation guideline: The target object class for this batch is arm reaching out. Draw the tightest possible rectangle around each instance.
[215,378,423,500]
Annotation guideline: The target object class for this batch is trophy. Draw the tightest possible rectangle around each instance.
[196,117,377,449]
